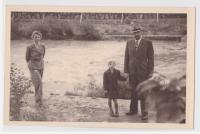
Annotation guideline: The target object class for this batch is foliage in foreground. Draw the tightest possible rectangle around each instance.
[137,73,186,123]
[10,63,32,121]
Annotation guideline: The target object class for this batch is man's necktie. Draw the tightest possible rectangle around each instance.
[135,40,139,50]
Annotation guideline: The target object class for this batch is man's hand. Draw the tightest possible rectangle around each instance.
[124,73,129,79]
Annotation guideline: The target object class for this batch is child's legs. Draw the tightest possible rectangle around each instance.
[113,99,118,114]
[108,98,114,113]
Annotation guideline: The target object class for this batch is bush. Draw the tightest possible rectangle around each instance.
[11,16,101,40]
[19,21,49,39]
[10,63,32,121]
[76,23,101,40]
[60,21,74,39]
[65,76,105,98]
[11,19,23,40]
[43,17,73,40]
[86,77,104,98]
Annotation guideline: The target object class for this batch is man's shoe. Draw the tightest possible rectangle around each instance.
[126,111,137,115]
[109,111,115,117]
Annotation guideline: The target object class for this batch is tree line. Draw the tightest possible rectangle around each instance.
[11,12,187,20]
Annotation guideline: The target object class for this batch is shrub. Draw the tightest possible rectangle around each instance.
[30,22,50,39]
[11,16,101,40]
[77,23,101,40]
[18,22,49,39]
[86,77,105,98]
[43,17,64,40]
[10,63,32,121]
[27,18,73,40]
[65,76,105,98]
[60,21,74,39]
[11,19,23,40]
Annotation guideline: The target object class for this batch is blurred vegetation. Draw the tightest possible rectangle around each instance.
[11,16,101,40]
[10,63,32,121]
[65,76,105,98]
[11,14,186,40]
[137,74,186,123]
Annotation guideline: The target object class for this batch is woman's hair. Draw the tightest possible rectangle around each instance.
[31,30,42,40]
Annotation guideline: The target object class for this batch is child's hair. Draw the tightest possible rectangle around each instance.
[108,60,116,66]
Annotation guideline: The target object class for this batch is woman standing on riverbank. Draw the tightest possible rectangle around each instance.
[26,30,45,106]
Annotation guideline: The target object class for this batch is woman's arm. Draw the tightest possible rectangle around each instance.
[25,46,30,62]
[42,45,45,57]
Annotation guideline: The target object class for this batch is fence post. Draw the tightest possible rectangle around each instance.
[42,13,45,24]
[121,13,124,24]
[80,13,83,24]
[156,13,159,22]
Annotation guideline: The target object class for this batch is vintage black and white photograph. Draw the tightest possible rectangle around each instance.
[4,6,195,128]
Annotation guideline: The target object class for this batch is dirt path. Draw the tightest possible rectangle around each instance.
[20,91,156,123]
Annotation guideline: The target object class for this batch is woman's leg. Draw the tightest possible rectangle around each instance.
[29,69,43,104]
[39,69,44,78]
[113,99,119,117]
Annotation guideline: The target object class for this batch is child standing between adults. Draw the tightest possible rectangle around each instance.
[103,61,127,117]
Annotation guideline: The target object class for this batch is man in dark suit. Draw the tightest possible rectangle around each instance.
[124,27,154,120]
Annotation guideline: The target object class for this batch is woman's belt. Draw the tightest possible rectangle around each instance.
[30,58,42,61]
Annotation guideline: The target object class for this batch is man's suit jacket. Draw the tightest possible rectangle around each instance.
[124,38,154,81]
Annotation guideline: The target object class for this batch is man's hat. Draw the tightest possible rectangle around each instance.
[132,26,142,33]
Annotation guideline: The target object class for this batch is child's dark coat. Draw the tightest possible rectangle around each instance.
[103,69,126,99]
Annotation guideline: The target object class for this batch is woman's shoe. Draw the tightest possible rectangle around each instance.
[114,112,119,117]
